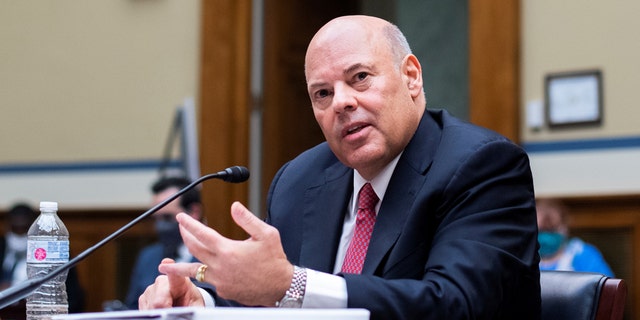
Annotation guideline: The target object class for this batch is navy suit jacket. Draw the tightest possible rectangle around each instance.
[263,109,540,319]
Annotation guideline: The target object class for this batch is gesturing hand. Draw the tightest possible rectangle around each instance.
[159,201,293,306]
[138,258,205,310]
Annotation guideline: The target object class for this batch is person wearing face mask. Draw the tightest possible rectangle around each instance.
[0,203,37,290]
[124,176,203,310]
[0,202,85,315]
[537,198,614,277]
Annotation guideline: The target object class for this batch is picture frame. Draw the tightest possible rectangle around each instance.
[544,69,603,128]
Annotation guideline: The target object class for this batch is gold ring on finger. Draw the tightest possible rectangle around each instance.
[196,264,208,282]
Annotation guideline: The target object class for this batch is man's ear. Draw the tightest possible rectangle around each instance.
[402,54,423,98]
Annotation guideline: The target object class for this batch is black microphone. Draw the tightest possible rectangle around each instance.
[217,165,250,183]
[0,166,250,310]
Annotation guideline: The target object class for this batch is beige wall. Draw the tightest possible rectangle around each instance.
[0,0,200,163]
[2,1,640,207]
[0,1,200,208]
[521,0,640,141]
[521,0,640,197]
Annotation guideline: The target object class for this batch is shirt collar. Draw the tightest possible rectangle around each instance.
[353,152,403,210]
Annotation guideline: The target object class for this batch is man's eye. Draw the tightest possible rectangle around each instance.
[316,89,330,98]
[355,72,368,81]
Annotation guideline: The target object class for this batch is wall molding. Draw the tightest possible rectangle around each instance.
[523,136,640,153]
[0,159,180,174]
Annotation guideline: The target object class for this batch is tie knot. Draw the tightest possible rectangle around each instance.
[358,183,379,211]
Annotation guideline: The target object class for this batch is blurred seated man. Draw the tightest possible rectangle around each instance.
[124,176,203,309]
[537,198,614,277]
[0,202,85,313]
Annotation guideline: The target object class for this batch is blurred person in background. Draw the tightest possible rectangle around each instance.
[124,176,203,309]
[1,203,37,290]
[537,198,614,277]
[0,202,85,313]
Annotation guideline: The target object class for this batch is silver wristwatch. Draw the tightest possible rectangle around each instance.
[276,266,307,308]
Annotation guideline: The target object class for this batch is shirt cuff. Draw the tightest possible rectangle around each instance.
[197,287,216,307]
[302,269,348,308]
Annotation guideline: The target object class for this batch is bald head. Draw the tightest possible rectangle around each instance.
[305,16,412,76]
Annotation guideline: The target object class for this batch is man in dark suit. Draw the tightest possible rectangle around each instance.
[138,15,540,319]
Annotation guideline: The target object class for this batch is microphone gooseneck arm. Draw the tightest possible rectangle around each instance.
[0,166,249,310]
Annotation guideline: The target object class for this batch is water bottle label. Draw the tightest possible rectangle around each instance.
[26,240,70,263]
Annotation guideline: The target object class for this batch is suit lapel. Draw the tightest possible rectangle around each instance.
[362,161,423,274]
[362,110,441,274]
[299,163,352,273]
[296,110,444,274]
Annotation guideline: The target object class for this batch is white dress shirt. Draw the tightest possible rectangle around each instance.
[303,153,400,308]
[201,153,402,307]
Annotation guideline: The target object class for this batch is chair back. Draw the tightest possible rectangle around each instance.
[540,270,626,320]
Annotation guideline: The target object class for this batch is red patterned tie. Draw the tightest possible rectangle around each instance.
[341,183,379,274]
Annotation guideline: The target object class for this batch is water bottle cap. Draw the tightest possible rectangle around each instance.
[39,201,58,211]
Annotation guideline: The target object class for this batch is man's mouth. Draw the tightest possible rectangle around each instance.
[341,121,371,139]
[347,125,366,135]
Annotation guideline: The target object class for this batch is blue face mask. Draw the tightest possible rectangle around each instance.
[538,231,566,258]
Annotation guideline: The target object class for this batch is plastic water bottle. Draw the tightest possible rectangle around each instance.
[26,201,69,320]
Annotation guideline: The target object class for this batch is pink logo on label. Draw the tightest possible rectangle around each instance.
[34,248,47,261]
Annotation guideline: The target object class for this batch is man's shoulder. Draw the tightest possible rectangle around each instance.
[268,141,350,197]
[281,142,347,178]
[430,109,511,143]
[417,109,521,162]
[570,238,603,256]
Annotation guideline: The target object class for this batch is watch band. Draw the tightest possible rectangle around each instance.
[276,265,307,308]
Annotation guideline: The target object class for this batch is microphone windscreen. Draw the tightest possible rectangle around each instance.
[223,166,250,183]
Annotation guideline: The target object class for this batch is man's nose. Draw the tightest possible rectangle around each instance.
[331,83,357,113]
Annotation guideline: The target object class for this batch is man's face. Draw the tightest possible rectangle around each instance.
[151,187,190,258]
[536,205,564,233]
[152,187,183,220]
[305,17,423,179]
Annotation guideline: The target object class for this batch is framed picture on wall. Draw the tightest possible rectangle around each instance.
[545,70,603,128]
